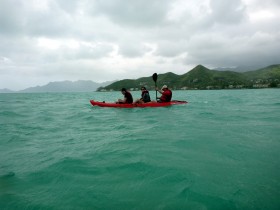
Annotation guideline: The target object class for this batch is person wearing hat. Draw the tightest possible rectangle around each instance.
[156,85,172,102]
[117,88,133,104]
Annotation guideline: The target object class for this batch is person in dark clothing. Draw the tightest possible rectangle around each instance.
[117,88,133,104]
[156,85,172,102]
[134,86,151,104]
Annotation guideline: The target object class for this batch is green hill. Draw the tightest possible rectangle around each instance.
[98,64,280,91]
[243,65,280,80]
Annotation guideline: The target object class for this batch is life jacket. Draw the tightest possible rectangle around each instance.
[141,90,151,102]
[160,89,172,102]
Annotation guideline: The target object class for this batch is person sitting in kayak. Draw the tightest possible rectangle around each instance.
[117,88,133,104]
[134,86,151,104]
[134,87,151,104]
[156,85,172,102]
[140,86,151,103]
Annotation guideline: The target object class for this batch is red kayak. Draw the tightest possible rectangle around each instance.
[90,100,187,108]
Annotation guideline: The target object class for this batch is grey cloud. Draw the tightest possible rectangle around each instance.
[0,0,73,38]
[0,0,25,35]
[91,0,171,27]
[118,43,147,58]
[56,0,81,13]
[63,43,114,60]
[209,0,246,24]
[155,40,188,57]
[185,32,280,67]
[26,12,73,37]
[24,2,75,37]
[117,34,153,57]
[0,36,40,66]
[250,0,280,8]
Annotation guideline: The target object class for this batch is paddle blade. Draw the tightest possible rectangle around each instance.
[152,73,158,83]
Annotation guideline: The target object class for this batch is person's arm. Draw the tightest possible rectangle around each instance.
[117,98,125,103]
[122,96,127,103]
[117,94,127,103]
[155,87,163,94]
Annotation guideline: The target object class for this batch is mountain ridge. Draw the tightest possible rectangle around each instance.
[100,64,280,91]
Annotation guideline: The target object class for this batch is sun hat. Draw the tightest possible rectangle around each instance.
[161,85,168,90]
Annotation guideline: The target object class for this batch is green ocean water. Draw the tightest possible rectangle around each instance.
[0,89,279,210]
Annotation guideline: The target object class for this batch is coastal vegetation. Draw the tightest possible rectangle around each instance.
[97,64,280,91]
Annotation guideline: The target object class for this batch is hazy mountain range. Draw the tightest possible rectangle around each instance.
[0,80,114,93]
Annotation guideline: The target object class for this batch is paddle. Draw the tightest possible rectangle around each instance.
[152,73,158,100]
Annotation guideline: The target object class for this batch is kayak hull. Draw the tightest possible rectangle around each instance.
[90,100,187,108]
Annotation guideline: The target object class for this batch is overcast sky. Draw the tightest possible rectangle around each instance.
[0,0,280,90]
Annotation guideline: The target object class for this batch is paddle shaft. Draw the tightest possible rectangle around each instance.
[155,81,157,99]
[152,73,158,100]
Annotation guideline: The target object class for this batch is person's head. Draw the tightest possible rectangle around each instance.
[121,88,127,94]
[161,85,168,90]
[141,86,146,91]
